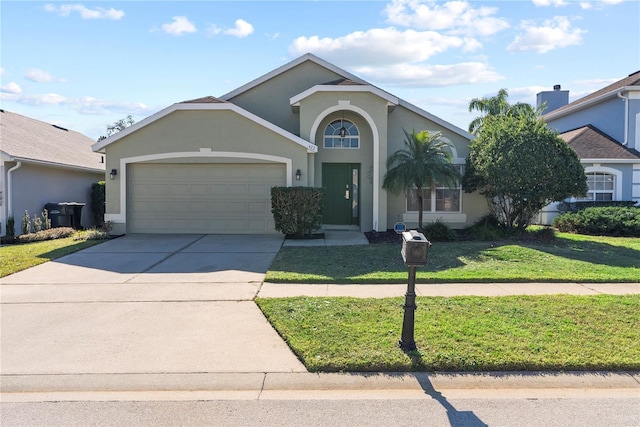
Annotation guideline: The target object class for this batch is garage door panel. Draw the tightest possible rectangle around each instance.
[128,163,285,234]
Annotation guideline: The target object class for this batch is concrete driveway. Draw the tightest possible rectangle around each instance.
[1,234,306,380]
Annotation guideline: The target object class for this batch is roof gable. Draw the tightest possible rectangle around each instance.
[0,110,105,172]
[92,100,318,153]
[559,125,640,161]
[221,53,472,140]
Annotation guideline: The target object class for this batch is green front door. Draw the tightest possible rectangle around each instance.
[322,163,360,225]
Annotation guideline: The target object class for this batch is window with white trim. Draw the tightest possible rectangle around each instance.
[583,172,615,201]
[406,166,462,212]
[324,120,359,148]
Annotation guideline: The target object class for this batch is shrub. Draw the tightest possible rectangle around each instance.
[42,209,52,230]
[16,227,75,243]
[33,215,43,233]
[557,200,637,213]
[91,181,106,227]
[271,187,323,237]
[74,227,110,240]
[21,210,31,234]
[422,218,456,241]
[552,207,640,236]
[6,215,15,237]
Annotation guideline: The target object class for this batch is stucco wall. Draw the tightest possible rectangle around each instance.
[104,109,311,228]
[2,162,103,234]
[547,97,625,141]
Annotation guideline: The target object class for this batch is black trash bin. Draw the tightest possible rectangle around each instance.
[44,202,85,228]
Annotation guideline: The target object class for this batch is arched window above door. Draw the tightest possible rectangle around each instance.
[324,119,359,149]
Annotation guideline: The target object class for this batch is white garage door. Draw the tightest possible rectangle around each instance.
[128,163,286,234]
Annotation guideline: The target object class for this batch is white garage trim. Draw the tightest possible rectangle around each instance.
[105,150,292,223]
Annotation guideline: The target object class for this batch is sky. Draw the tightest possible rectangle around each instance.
[1,0,639,141]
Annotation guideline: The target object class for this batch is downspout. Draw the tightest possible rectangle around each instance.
[617,91,629,146]
[7,161,22,218]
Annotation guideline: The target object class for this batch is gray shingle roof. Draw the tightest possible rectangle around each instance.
[0,110,105,171]
[179,96,227,104]
[558,125,640,160]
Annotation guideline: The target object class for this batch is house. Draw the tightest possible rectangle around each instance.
[93,53,487,235]
[536,72,640,223]
[0,110,106,234]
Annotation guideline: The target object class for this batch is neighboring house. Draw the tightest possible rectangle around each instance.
[0,110,106,234]
[93,53,486,235]
[536,72,640,223]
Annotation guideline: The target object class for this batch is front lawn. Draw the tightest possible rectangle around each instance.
[265,233,640,283]
[0,236,105,277]
[256,294,640,372]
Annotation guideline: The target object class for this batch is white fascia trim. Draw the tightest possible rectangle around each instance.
[220,53,368,101]
[3,156,105,173]
[545,86,640,120]
[290,85,399,107]
[581,158,640,164]
[108,150,293,222]
[398,99,474,140]
[92,103,317,154]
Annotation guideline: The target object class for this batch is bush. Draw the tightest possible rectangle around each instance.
[271,187,323,237]
[91,181,106,227]
[16,227,75,243]
[465,215,556,242]
[557,200,637,213]
[6,215,15,237]
[74,227,110,240]
[21,210,31,234]
[552,207,640,236]
[422,218,456,241]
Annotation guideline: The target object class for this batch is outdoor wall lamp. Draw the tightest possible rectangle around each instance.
[110,169,117,180]
[295,169,301,181]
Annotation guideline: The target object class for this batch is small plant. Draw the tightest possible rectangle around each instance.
[21,210,31,234]
[422,218,456,241]
[16,227,75,243]
[271,187,323,238]
[42,209,52,230]
[101,220,113,233]
[74,227,110,241]
[33,215,43,233]
[6,215,15,237]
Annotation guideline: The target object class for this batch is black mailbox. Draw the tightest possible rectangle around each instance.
[401,230,431,266]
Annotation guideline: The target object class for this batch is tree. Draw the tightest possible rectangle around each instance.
[468,88,538,135]
[97,115,135,141]
[383,130,460,230]
[462,114,588,229]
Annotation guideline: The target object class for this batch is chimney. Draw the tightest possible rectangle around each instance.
[537,84,569,114]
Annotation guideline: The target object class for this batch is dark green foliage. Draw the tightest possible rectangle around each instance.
[21,210,31,234]
[91,181,106,226]
[558,200,637,213]
[6,215,15,237]
[552,207,640,236]
[271,187,323,237]
[422,218,456,241]
[463,114,587,229]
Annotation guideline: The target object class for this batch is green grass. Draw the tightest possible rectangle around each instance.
[256,295,640,372]
[265,233,640,283]
[0,236,106,277]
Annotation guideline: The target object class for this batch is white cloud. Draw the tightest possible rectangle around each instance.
[1,82,22,94]
[532,0,568,6]
[290,27,475,66]
[384,0,509,37]
[579,2,593,9]
[161,16,197,36]
[224,19,254,38]
[1,92,150,115]
[353,62,504,87]
[507,16,585,53]
[44,4,124,20]
[25,68,65,83]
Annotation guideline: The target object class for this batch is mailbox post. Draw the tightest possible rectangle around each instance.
[399,230,431,352]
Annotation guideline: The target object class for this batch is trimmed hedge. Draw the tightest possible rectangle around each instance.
[552,206,640,236]
[91,181,106,227]
[558,200,637,213]
[271,187,323,237]
[16,227,76,243]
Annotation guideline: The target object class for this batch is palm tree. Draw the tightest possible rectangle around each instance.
[468,88,538,135]
[383,130,460,230]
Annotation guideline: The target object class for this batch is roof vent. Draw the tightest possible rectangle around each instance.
[52,124,68,131]
[553,84,561,91]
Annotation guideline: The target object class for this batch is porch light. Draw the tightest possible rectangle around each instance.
[110,169,117,180]
[339,112,347,138]
[295,169,301,180]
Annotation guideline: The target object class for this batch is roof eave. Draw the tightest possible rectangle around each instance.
[3,155,106,173]
[545,86,640,121]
